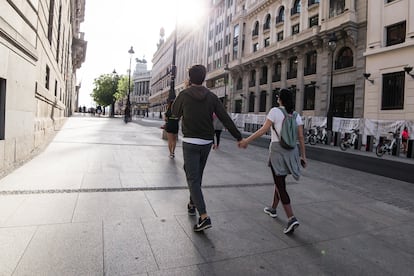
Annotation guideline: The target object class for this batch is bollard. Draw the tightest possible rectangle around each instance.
[366,135,374,152]
[406,140,414,158]
[392,138,401,156]
[326,130,333,145]
[354,134,362,150]
[333,132,340,146]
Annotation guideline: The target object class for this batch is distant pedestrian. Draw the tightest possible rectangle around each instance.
[172,64,242,232]
[402,127,409,154]
[239,88,307,234]
[165,101,179,158]
[212,113,223,149]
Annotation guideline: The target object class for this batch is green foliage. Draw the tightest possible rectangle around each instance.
[114,75,133,100]
[90,74,120,107]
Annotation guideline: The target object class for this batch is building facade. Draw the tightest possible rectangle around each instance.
[0,0,86,173]
[149,21,207,117]
[364,0,414,122]
[131,59,151,116]
[225,0,367,122]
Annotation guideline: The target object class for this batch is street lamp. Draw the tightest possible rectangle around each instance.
[327,33,337,132]
[126,46,134,122]
[111,69,119,117]
[224,64,229,111]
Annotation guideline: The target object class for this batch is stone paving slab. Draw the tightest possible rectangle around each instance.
[0,115,413,275]
[12,222,103,276]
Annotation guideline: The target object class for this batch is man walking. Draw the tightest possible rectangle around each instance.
[172,64,242,232]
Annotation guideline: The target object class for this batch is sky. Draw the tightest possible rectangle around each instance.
[77,0,185,107]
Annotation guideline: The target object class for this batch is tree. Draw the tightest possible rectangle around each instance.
[90,73,120,117]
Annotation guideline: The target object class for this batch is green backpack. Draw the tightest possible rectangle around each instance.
[272,107,298,149]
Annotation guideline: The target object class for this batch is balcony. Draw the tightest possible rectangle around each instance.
[304,65,317,76]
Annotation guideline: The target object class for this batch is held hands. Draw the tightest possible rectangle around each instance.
[238,138,248,149]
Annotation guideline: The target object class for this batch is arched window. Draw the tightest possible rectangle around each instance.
[335,47,353,69]
[264,14,271,30]
[276,6,285,23]
[252,21,259,36]
[291,0,301,15]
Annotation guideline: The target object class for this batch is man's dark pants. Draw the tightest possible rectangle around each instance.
[182,142,212,216]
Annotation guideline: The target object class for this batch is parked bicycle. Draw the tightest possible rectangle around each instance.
[304,128,315,144]
[307,126,327,145]
[340,129,359,151]
[375,131,399,157]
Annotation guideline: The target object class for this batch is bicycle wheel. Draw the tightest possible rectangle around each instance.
[309,135,317,145]
[304,136,309,144]
[340,141,347,151]
[376,144,385,157]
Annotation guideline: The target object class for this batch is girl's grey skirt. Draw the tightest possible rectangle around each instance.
[268,142,301,180]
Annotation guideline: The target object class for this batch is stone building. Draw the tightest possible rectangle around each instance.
[363,0,414,122]
[0,0,86,173]
[149,22,207,117]
[131,59,151,117]
[224,0,367,124]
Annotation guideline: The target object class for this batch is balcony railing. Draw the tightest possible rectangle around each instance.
[304,66,317,76]
[259,78,267,85]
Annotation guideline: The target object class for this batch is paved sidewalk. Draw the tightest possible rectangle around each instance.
[0,114,413,275]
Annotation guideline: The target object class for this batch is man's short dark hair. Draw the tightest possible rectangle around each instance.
[189,64,206,85]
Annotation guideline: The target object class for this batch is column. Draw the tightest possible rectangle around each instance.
[254,64,260,113]
[266,59,273,111]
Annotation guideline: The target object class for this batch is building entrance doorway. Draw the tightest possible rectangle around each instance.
[333,85,354,118]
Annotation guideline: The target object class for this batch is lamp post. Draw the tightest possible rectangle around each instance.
[111,69,119,117]
[223,64,229,111]
[126,46,134,122]
[168,26,178,103]
[326,33,337,132]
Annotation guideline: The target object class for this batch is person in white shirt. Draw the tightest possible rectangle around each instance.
[239,88,307,234]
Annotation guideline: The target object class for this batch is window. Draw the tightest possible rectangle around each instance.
[260,66,268,84]
[260,91,267,112]
[329,0,345,17]
[56,5,62,62]
[54,80,58,96]
[252,21,259,36]
[335,47,353,69]
[276,6,285,23]
[291,0,301,15]
[263,14,271,30]
[304,51,317,75]
[249,70,256,87]
[386,21,406,46]
[45,65,50,89]
[382,72,405,110]
[272,89,280,107]
[272,62,281,82]
[236,78,243,90]
[287,57,298,79]
[308,0,320,6]
[253,42,259,52]
[0,78,6,140]
[264,37,270,47]
[309,15,319,28]
[277,31,284,41]
[249,92,255,112]
[47,0,55,44]
[303,86,315,110]
[292,24,300,35]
